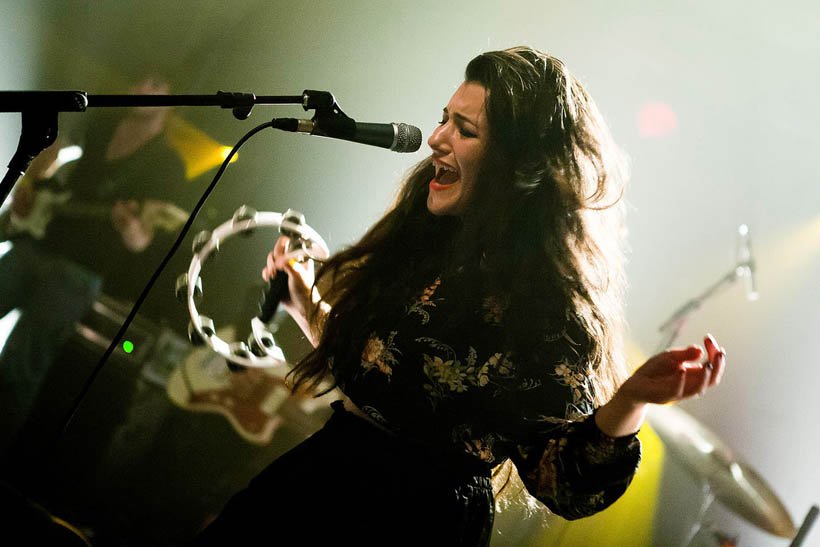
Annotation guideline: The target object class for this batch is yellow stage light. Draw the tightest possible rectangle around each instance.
[164,115,238,180]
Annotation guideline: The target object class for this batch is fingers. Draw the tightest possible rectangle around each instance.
[262,248,310,284]
[264,237,289,281]
[113,200,140,221]
[709,346,726,387]
[262,238,318,313]
[702,333,726,387]
[646,345,703,375]
[694,361,713,396]
[262,251,275,281]
[272,236,291,267]
[678,338,726,399]
[704,333,720,363]
[668,345,704,363]
[125,200,140,214]
[631,335,727,405]
[111,201,130,228]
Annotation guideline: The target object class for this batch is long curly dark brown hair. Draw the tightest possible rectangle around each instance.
[290,46,629,408]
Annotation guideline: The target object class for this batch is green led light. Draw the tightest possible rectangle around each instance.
[123,340,134,354]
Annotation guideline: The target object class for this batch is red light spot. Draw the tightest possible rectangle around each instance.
[638,102,678,138]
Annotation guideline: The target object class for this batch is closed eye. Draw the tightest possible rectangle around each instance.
[438,110,478,138]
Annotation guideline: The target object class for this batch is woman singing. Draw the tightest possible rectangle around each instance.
[194,46,725,545]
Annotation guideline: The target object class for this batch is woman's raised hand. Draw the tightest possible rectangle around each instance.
[261,236,319,344]
[619,333,726,405]
[595,334,726,438]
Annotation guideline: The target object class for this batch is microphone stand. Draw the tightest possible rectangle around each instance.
[655,252,756,353]
[0,89,339,208]
[0,88,341,433]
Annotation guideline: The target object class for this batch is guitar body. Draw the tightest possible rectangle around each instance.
[166,328,293,446]
[2,188,73,240]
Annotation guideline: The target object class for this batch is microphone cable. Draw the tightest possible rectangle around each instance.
[59,119,277,437]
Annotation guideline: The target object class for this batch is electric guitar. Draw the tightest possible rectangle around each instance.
[1,184,188,241]
[164,327,334,445]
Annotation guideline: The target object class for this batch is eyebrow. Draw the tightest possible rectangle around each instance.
[443,107,479,129]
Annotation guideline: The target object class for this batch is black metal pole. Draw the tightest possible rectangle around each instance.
[0,89,308,207]
[790,505,819,547]
[0,90,304,111]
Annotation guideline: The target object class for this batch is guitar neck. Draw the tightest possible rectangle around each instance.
[53,202,113,221]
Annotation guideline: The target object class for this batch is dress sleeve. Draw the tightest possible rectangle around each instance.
[509,410,641,520]
[476,297,641,519]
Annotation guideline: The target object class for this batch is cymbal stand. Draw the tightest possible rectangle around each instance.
[790,505,818,547]
[683,480,717,547]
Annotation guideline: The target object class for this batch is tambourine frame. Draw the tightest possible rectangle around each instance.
[183,208,329,368]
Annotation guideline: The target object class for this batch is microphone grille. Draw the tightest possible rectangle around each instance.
[394,123,422,153]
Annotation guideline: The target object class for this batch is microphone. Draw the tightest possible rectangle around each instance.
[258,209,305,325]
[272,117,422,153]
[736,224,759,301]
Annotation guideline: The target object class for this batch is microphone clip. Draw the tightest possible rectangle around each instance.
[300,89,356,140]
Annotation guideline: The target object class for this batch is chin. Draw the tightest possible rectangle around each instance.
[427,198,459,216]
[427,189,463,216]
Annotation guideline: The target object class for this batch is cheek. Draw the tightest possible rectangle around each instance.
[461,147,484,186]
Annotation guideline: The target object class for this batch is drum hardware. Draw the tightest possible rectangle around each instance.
[647,404,797,540]
[176,205,329,368]
[790,505,819,547]
[648,228,818,543]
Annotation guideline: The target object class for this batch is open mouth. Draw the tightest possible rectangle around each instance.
[433,163,459,186]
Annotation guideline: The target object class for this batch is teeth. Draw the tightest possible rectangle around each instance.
[434,162,457,178]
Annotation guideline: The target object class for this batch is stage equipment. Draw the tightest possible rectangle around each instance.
[164,114,239,180]
[647,404,796,539]
[0,89,421,207]
[271,116,421,152]
[176,206,328,368]
[736,224,758,301]
[656,224,758,352]
[0,87,417,493]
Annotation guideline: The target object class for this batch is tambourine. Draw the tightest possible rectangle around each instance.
[176,205,329,368]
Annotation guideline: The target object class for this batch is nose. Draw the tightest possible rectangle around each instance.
[427,122,449,153]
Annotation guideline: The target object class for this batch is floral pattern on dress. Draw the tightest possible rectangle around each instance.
[452,425,505,464]
[584,430,620,464]
[407,277,442,324]
[417,337,516,404]
[422,353,469,395]
[481,295,506,325]
[360,331,400,380]
[519,436,567,499]
[553,361,594,416]
[341,275,641,521]
[513,416,640,519]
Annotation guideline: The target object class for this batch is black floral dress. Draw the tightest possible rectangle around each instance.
[344,275,641,520]
[195,275,640,546]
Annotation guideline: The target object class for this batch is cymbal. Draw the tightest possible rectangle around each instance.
[646,404,796,538]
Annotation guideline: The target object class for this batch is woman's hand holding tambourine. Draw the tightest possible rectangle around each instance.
[262,235,322,346]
